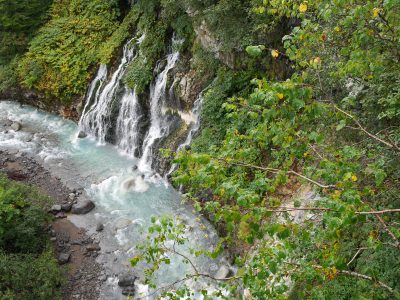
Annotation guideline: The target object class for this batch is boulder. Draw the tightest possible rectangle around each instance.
[58,252,71,264]
[68,193,76,201]
[118,274,137,287]
[50,204,62,213]
[77,131,87,138]
[10,122,21,131]
[71,199,95,214]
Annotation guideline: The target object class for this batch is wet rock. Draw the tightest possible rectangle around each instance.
[61,202,73,212]
[118,274,137,287]
[10,121,21,131]
[121,287,136,296]
[58,252,71,264]
[77,131,87,138]
[96,223,104,232]
[71,199,95,214]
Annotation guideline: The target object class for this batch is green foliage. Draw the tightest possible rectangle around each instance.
[139,0,400,299]
[0,175,62,299]
[99,7,140,64]
[18,0,120,102]
[0,175,51,253]
[0,248,63,300]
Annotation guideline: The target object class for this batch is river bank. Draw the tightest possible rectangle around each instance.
[0,149,104,300]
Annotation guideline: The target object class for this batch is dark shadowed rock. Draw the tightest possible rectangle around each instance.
[61,202,73,212]
[96,223,104,232]
[121,287,135,296]
[71,198,95,214]
[77,131,87,138]
[118,274,137,287]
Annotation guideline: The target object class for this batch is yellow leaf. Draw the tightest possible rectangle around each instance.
[299,3,308,13]
[313,57,321,65]
[276,93,284,100]
[351,175,358,182]
[271,49,279,58]
[373,8,381,17]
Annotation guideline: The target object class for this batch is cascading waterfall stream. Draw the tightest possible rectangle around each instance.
[138,46,180,172]
[115,89,142,157]
[79,37,136,144]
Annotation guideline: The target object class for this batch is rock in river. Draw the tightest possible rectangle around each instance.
[118,273,137,287]
[71,198,95,214]
[77,131,87,138]
[10,121,21,131]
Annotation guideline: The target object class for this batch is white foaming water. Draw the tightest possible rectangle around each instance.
[138,47,180,173]
[80,64,108,118]
[79,38,136,144]
[0,101,227,299]
[115,89,142,157]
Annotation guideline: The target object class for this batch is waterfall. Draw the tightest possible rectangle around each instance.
[80,64,108,118]
[79,38,136,144]
[115,89,143,157]
[138,47,180,172]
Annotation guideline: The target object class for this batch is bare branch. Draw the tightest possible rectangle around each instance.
[375,215,400,249]
[339,270,394,293]
[355,209,400,215]
[214,157,337,189]
[334,105,400,151]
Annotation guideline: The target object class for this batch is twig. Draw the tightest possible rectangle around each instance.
[375,215,400,249]
[347,247,368,266]
[339,270,394,293]
[334,105,400,151]
[214,157,337,189]
[355,209,400,215]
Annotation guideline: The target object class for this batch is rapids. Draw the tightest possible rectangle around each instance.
[0,101,227,299]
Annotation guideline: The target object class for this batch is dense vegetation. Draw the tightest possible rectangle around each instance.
[0,175,63,299]
[1,0,399,299]
[132,0,400,299]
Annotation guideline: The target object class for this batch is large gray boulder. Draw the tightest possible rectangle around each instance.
[71,198,95,214]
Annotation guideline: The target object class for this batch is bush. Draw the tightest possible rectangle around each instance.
[0,249,63,300]
[0,175,51,253]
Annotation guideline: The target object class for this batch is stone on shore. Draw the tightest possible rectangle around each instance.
[58,252,71,264]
